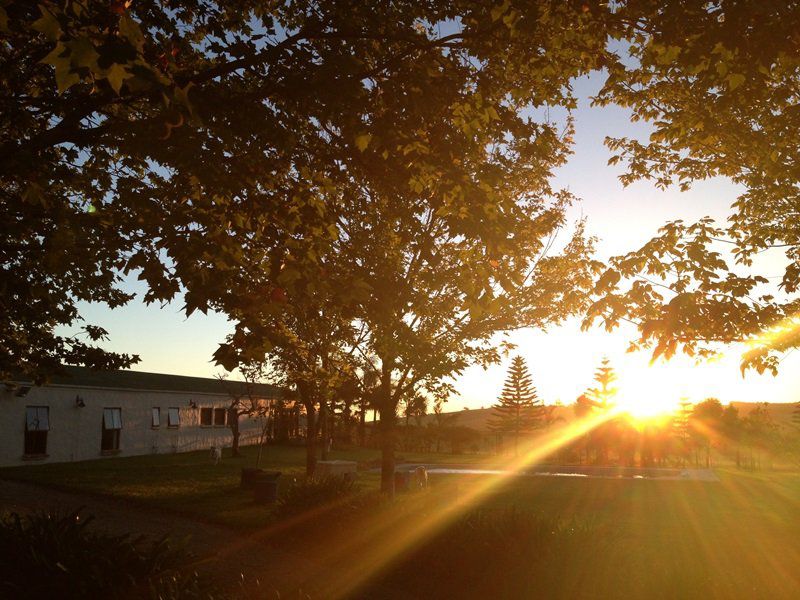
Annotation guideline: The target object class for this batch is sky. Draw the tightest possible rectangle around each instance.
[66,72,799,411]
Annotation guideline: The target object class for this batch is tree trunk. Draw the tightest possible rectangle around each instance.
[303,398,318,478]
[379,407,396,498]
[377,362,397,497]
[229,407,241,457]
[320,400,329,461]
[358,405,367,447]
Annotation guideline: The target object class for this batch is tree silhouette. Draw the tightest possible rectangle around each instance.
[586,357,618,408]
[581,357,619,464]
[488,357,543,456]
[690,398,725,467]
[586,3,800,374]
[673,399,694,467]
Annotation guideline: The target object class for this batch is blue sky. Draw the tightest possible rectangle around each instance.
[65,72,799,410]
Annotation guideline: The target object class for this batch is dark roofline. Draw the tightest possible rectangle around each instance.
[9,366,287,398]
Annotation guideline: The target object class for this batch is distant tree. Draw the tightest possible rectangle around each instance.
[672,399,694,466]
[541,405,563,428]
[586,357,618,409]
[331,375,360,445]
[488,356,543,456]
[403,392,428,428]
[690,398,725,467]
[429,401,459,454]
[445,426,482,455]
[742,403,778,470]
[571,394,595,465]
[354,358,381,448]
[583,357,619,464]
[217,364,273,459]
[720,404,743,467]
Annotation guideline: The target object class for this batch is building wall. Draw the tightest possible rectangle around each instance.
[0,384,266,467]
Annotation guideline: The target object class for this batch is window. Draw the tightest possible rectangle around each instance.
[168,407,180,428]
[101,408,122,452]
[24,406,49,456]
[200,407,213,426]
[213,408,227,427]
[151,407,161,428]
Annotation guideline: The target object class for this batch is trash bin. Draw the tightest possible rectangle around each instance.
[253,471,281,503]
[241,467,264,489]
[394,470,410,492]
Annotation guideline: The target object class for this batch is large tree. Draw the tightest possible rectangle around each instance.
[7,2,799,385]
[198,3,606,494]
[488,356,543,455]
[0,1,610,385]
[586,1,800,374]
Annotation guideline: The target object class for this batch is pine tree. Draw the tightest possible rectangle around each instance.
[581,357,618,464]
[488,357,543,455]
[586,357,618,408]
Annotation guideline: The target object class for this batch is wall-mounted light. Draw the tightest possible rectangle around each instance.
[75,395,85,408]
[188,400,198,409]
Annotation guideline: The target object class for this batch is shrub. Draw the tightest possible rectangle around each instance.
[0,509,215,599]
[275,475,356,518]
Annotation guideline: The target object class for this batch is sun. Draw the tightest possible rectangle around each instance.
[610,364,686,422]
[614,391,680,422]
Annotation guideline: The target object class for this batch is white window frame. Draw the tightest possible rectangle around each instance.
[25,406,50,431]
[24,406,50,456]
[103,407,122,430]
[101,407,122,453]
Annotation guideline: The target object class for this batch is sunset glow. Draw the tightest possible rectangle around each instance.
[612,368,686,420]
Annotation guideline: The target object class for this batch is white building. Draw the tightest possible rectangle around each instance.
[0,367,283,468]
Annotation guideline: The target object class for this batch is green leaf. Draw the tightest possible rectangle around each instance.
[490,0,510,22]
[118,14,145,50]
[727,73,745,90]
[105,63,131,94]
[40,41,67,67]
[32,6,61,41]
[355,133,372,152]
[55,65,80,93]
[67,37,100,70]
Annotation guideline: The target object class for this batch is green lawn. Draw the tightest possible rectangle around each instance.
[366,469,800,598]
[3,447,800,597]
[0,444,492,528]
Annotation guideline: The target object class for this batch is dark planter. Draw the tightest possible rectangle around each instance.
[240,467,264,489]
[394,470,410,492]
[253,471,282,503]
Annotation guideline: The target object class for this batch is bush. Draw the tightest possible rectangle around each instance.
[0,509,215,599]
[275,475,357,519]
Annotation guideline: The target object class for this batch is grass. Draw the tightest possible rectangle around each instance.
[3,446,800,597]
[359,469,800,598]
[0,444,491,528]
